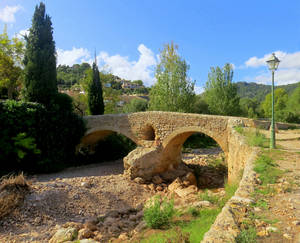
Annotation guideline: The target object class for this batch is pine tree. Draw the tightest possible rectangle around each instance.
[88,61,104,115]
[23,2,57,105]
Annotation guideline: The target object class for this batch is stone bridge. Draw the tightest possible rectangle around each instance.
[81,111,252,183]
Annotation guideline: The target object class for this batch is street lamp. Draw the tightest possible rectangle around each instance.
[266,53,280,149]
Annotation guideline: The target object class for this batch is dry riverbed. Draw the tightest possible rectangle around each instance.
[0,148,225,243]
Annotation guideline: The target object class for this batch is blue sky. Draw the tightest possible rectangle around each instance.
[1,0,300,92]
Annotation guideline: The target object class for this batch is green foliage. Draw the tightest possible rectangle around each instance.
[234,126,244,134]
[88,62,104,115]
[204,63,241,116]
[191,94,209,114]
[260,88,292,122]
[23,2,57,105]
[123,98,148,113]
[235,227,257,243]
[12,133,40,160]
[199,190,220,204]
[183,133,217,149]
[149,42,195,112]
[82,133,136,163]
[253,154,283,185]
[246,130,268,148]
[0,27,25,99]
[144,196,175,229]
[57,63,91,87]
[0,99,86,175]
[287,84,300,123]
[239,97,260,118]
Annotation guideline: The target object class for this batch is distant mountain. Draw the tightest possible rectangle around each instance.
[236,81,300,102]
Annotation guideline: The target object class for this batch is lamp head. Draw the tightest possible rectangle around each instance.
[266,53,280,71]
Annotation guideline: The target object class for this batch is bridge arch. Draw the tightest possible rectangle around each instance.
[81,125,139,146]
[161,126,228,170]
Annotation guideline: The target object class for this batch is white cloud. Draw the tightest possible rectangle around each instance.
[57,47,91,66]
[0,5,22,23]
[245,51,300,69]
[97,44,157,86]
[57,44,157,86]
[244,51,300,85]
[253,69,300,85]
[194,86,204,94]
[15,29,29,39]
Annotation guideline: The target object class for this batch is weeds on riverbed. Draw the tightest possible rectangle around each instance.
[0,173,30,219]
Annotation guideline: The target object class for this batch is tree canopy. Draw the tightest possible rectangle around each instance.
[23,2,57,105]
[149,42,195,112]
[88,62,104,115]
[0,27,24,99]
[204,63,240,116]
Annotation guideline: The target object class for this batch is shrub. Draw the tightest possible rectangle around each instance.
[246,129,267,147]
[144,196,175,229]
[0,98,86,175]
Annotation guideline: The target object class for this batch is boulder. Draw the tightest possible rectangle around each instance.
[49,227,78,243]
[168,178,182,192]
[183,172,197,186]
[174,185,198,198]
[78,228,94,240]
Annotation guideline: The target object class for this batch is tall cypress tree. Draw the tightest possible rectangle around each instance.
[88,61,104,115]
[23,2,57,105]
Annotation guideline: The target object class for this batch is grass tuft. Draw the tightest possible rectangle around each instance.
[143,196,175,229]
[0,173,30,219]
[235,227,257,243]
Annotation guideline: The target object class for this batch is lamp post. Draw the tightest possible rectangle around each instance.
[266,53,280,149]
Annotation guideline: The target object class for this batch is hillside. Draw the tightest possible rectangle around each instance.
[236,81,300,102]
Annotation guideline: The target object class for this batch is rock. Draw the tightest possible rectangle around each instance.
[266,226,278,232]
[257,229,269,237]
[168,178,182,192]
[106,210,119,218]
[231,196,254,205]
[118,233,128,241]
[152,175,163,185]
[283,233,292,240]
[84,222,98,232]
[148,184,155,191]
[136,210,144,219]
[77,240,99,243]
[81,182,92,188]
[49,227,78,243]
[78,228,94,239]
[62,222,83,231]
[254,207,262,212]
[104,217,116,226]
[134,177,145,184]
[174,185,197,198]
[94,232,103,241]
[192,200,211,208]
[292,220,300,226]
[134,220,147,233]
[156,185,163,191]
[183,172,197,186]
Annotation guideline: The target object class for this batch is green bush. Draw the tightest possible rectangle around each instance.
[144,196,175,229]
[0,98,86,175]
[246,130,267,147]
[183,133,217,149]
[235,227,257,243]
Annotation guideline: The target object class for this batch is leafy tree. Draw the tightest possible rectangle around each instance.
[191,94,209,114]
[0,27,24,99]
[149,42,195,112]
[204,63,240,116]
[261,88,290,122]
[287,84,300,116]
[88,62,104,115]
[240,97,259,118]
[123,98,148,113]
[23,2,57,105]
